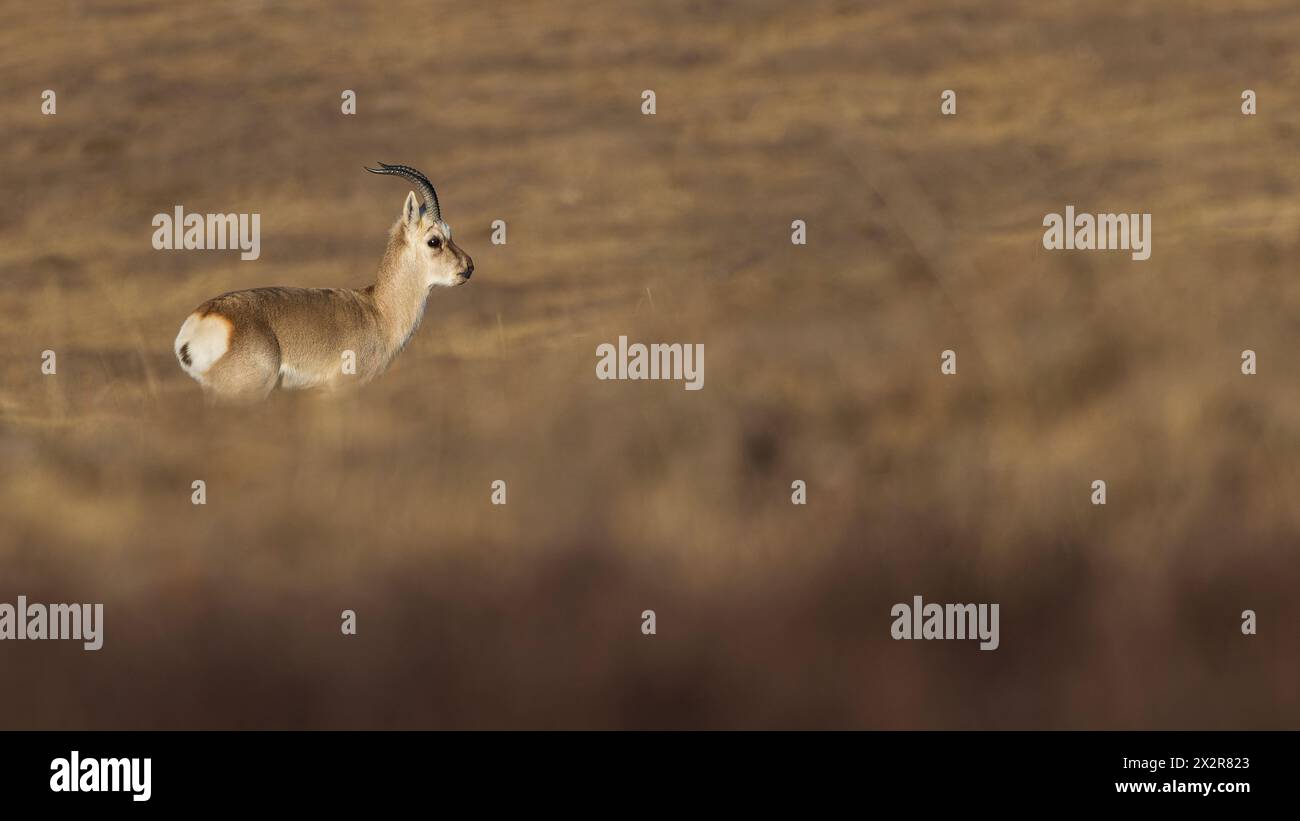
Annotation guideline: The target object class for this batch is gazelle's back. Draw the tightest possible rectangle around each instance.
[203,286,384,365]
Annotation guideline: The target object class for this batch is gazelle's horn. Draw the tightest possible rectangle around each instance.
[365,162,441,222]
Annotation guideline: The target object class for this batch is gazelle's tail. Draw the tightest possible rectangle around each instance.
[174,311,233,381]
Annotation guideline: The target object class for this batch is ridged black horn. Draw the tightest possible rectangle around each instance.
[365,162,441,222]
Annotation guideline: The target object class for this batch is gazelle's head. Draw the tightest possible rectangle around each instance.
[367,162,474,288]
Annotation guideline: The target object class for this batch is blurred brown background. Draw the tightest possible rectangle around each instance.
[0,0,1297,728]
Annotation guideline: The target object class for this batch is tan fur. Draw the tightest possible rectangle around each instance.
[174,192,472,404]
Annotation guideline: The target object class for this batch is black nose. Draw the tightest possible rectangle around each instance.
[463,263,474,279]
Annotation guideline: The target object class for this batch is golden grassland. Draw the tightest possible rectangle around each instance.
[0,0,1297,727]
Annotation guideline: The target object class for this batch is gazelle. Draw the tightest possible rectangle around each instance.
[173,163,473,403]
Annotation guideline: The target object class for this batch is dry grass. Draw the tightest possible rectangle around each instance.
[0,0,1297,728]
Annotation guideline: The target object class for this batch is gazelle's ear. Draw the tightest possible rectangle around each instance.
[403,190,422,225]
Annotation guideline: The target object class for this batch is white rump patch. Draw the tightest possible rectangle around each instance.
[174,312,232,380]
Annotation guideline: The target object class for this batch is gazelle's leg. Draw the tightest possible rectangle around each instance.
[202,324,281,405]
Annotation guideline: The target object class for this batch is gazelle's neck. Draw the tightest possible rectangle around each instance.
[372,240,432,359]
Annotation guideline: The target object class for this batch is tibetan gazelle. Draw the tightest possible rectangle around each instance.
[173,163,473,403]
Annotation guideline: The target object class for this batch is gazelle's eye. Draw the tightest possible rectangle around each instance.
[428,237,442,250]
